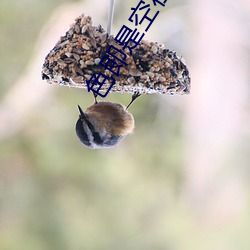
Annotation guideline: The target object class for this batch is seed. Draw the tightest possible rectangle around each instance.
[85,74,92,79]
[59,40,69,47]
[63,58,75,64]
[151,45,158,54]
[81,25,88,33]
[74,66,83,75]
[75,24,80,34]
[142,40,150,47]
[149,67,155,72]
[72,48,85,55]
[147,72,154,78]
[82,43,90,50]
[90,38,97,48]
[94,58,101,65]
[100,33,107,43]
[128,77,135,84]
[65,52,72,58]
[140,75,149,81]
[129,68,142,77]
[72,76,84,83]
[73,53,80,61]
[85,70,93,74]
[85,60,94,65]
[57,59,67,66]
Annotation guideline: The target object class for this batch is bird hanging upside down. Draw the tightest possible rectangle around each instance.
[75,92,140,149]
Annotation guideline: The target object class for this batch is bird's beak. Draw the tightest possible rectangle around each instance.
[77,105,86,119]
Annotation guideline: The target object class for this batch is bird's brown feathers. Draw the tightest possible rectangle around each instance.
[85,102,134,136]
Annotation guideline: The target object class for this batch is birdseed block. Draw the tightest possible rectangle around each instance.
[42,14,190,95]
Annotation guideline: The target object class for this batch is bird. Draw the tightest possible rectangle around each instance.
[75,92,140,149]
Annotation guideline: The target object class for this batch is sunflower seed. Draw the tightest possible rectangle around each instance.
[82,43,90,50]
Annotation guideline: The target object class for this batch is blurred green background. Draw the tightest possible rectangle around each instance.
[1,0,250,249]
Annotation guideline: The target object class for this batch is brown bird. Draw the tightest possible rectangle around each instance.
[75,93,140,149]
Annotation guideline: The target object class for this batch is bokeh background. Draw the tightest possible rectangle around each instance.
[1,0,250,249]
